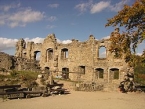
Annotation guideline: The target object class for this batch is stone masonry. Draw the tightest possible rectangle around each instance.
[15,28,130,85]
[0,52,40,72]
[0,52,14,70]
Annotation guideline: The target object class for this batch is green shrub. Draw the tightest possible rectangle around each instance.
[0,70,39,86]
[10,70,18,77]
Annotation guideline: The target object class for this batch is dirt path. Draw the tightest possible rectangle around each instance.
[0,91,145,109]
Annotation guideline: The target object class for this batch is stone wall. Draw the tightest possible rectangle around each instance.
[15,29,130,84]
[14,57,40,72]
[0,52,40,72]
[0,52,13,70]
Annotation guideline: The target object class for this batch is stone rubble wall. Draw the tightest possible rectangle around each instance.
[0,52,13,70]
[0,52,40,72]
[14,29,129,84]
[0,29,132,91]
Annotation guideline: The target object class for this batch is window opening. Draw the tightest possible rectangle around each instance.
[47,48,53,61]
[110,68,119,79]
[34,51,41,61]
[99,46,106,58]
[61,48,68,59]
[95,68,104,79]
[79,66,85,74]
[62,68,69,79]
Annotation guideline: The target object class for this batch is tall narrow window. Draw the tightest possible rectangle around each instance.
[95,68,104,79]
[110,68,119,79]
[62,68,69,79]
[45,67,50,73]
[61,48,68,59]
[79,66,85,74]
[46,48,53,61]
[23,52,27,58]
[99,46,106,58]
[34,51,41,61]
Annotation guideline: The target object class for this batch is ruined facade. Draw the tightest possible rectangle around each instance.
[0,52,40,72]
[15,28,129,85]
[0,52,14,70]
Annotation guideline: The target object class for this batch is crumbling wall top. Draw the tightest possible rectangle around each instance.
[44,33,56,43]
[15,38,26,57]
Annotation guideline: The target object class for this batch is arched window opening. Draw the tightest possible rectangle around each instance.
[61,48,68,59]
[95,68,104,79]
[23,52,27,58]
[99,46,106,58]
[79,66,85,74]
[34,51,41,61]
[44,67,50,74]
[110,68,119,79]
[46,48,53,62]
[62,68,69,79]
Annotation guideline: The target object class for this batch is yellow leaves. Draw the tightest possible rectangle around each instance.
[123,17,129,23]
[106,0,145,61]
[106,0,145,28]
[109,31,132,59]
[133,1,140,7]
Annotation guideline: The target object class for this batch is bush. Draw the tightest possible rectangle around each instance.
[10,70,17,77]
[134,67,145,85]
[0,70,39,86]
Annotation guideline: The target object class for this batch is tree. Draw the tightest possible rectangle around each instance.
[106,0,145,58]
[109,28,131,60]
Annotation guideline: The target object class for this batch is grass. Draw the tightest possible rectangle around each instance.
[0,70,39,86]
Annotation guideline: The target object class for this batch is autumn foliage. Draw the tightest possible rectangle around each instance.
[106,0,145,64]
[106,0,145,84]
[106,0,145,54]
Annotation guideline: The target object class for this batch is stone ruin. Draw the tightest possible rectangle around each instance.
[0,52,40,73]
[0,28,134,91]
[0,52,14,72]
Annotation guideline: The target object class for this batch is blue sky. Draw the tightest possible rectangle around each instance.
[0,0,144,56]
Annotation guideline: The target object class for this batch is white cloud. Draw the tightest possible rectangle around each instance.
[25,37,72,44]
[61,40,72,44]
[0,8,45,28]
[8,8,44,28]
[75,0,93,13]
[0,3,21,11]
[47,16,57,22]
[90,1,110,14]
[24,37,44,43]
[75,3,89,13]
[75,0,130,14]
[75,0,110,14]
[47,25,57,29]
[0,37,18,51]
[9,22,21,28]
[109,0,130,12]
[0,37,45,52]
[48,4,59,8]
[102,36,110,39]
[0,36,73,55]
[57,39,72,44]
